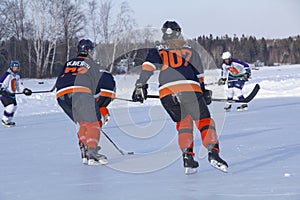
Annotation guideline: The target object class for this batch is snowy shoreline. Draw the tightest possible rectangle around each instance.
[3,64,299,117]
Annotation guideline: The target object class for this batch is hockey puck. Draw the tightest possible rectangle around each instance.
[128,152,134,155]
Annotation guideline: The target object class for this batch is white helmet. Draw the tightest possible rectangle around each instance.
[221,51,232,60]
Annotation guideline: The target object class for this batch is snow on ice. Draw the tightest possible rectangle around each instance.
[0,65,300,200]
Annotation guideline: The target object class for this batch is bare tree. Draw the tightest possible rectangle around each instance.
[87,0,99,44]
[0,0,14,40]
[108,1,137,72]
[0,1,8,40]
[28,0,63,77]
[113,1,136,36]
[61,0,85,61]
[8,0,26,39]
[0,0,26,40]
[98,0,113,43]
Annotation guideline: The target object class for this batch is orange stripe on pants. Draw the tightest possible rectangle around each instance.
[177,115,194,149]
[77,122,87,144]
[195,118,219,152]
[78,121,101,149]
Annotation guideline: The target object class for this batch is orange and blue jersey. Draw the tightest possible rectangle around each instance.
[137,43,205,98]
[94,71,116,102]
[94,71,116,121]
[55,56,101,99]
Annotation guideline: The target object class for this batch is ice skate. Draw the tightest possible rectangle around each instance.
[87,147,108,166]
[183,153,199,175]
[208,149,228,173]
[2,120,15,127]
[79,142,88,164]
[224,103,232,111]
[237,104,248,111]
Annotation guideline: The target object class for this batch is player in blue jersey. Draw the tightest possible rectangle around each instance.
[0,61,32,127]
[56,39,113,166]
[132,21,228,174]
[218,51,251,111]
[95,70,116,126]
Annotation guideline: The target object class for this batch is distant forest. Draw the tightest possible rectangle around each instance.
[1,34,300,78]
[1,0,299,78]
[197,34,300,67]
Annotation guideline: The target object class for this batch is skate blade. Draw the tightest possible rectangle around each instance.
[82,158,88,165]
[237,107,248,112]
[87,158,108,166]
[185,167,197,175]
[210,160,228,173]
[2,123,15,128]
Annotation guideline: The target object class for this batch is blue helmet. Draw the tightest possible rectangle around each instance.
[10,61,20,73]
[77,39,94,56]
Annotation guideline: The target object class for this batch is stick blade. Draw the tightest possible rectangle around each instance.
[236,84,260,103]
[212,84,260,103]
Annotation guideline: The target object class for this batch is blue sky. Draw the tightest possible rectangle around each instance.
[113,0,300,39]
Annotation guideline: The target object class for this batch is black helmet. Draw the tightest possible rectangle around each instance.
[77,39,94,56]
[161,21,182,40]
[10,60,20,73]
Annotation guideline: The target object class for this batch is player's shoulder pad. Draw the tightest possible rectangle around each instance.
[79,60,94,74]
[0,72,11,83]
[156,43,168,51]
[232,58,249,67]
[183,44,192,49]
[66,58,90,69]
[99,69,109,73]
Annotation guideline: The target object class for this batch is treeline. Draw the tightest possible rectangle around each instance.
[0,37,78,78]
[197,34,300,67]
[0,0,137,78]
[2,33,300,78]
[1,0,300,78]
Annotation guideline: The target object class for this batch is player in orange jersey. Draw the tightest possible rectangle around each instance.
[132,21,228,174]
[56,39,108,166]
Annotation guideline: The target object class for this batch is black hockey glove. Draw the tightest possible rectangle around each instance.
[203,89,212,105]
[241,73,250,81]
[0,88,9,96]
[218,78,227,85]
[132,83,148,103]
[23,88,32,96]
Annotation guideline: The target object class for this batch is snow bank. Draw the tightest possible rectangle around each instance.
[1,64,300,117]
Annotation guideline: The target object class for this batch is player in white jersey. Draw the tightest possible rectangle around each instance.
[0,61,32,127]
[218,51,251,111]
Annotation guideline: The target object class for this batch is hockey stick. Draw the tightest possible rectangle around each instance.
[114,97,135,102]
[14,82,56,95]
[211,84,260,103]
[146,84,260,103]
[101,129,134,155]
[205,81,220,86]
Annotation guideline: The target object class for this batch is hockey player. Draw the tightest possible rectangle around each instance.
[132,21,228,174]
[0,61,32,127]
[95,70,116,126]
[55,39,107,166]
[218,51,251,111]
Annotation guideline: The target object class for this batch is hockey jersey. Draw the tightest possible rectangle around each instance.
[221,58,251,81]
[55,56,115,101]
[0,69,24,96]
[94,70,116,101]
[137,43,205,98]
[56,56,102,99]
